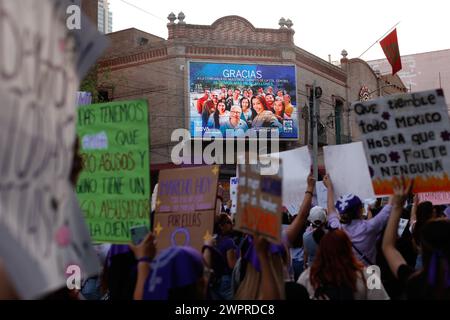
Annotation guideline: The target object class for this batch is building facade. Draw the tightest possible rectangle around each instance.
[98,0,112,34]
[368,49,450,113]
[96,14,406,173]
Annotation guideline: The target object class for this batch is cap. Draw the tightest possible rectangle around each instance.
[307,206,327,227]
[335,194,362,215]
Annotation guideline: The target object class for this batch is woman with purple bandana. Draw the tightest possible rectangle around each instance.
[323,174,393,266]
[382,178,450,299]
[130,233,210,300]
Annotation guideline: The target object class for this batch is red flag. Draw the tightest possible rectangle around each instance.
[380,28,402,75]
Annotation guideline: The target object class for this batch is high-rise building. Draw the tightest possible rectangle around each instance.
[98,0,113,34]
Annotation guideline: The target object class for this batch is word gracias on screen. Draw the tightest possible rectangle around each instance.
[222,69,262,79]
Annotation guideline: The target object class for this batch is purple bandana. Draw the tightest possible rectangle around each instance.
[143,246,204,300]
[335,194,362,215]
[244,236,286,273]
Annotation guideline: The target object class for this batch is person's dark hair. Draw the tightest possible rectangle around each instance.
[215,213,232,235]
[340,205,363,224]
[282,211,291,225]
[417,219,450,299]
[240,97,250,109]
[413,201,434,246]
[202,100,215,128]
[252,95,268,111]
[312,226,326,244]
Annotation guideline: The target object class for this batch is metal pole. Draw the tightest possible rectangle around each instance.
[312,81,319,180]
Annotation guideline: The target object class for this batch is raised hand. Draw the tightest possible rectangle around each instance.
[323,174,333,190]
[392,176,414,207]
[129,232,157,261]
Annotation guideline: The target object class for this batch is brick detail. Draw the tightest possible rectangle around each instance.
[168,16,294,44]
[99,48,168,69]
[186,46,281,58]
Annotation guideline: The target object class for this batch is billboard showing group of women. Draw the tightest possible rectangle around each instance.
[189,62,299,140]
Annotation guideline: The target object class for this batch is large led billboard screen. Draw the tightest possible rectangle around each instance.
[189,62,298,140]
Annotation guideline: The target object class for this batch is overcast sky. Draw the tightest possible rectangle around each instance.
[109,0,450,63]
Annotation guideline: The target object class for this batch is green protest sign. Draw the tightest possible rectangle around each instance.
[76,100,150,243]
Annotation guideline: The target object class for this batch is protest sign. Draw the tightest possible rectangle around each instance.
[76,100,151,243]
[418,192,450,205]
[230,177,239,215]
[236,161,283,243]
[0,0,103,298]
[154,166,219,252]
[354,89,450,194]
[315,181,328,209]
[324,142,376,200]
[76,92,92,106]
[272,146,311,215]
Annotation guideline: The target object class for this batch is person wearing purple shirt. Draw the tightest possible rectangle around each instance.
[323,174,393,266]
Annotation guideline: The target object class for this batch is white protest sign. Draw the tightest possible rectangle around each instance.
[315,181,328,209]
[353,89,450,195]
[230,177,239,215]
[272,146,311,215]
[324,142,376,200]
[0,0,103,299]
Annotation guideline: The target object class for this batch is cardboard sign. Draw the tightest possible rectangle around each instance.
[354,89,450,194]
[236,161,283,243]
[418,192,450,205]
[272,146,311,215]
[323,142,376,200]
[0,0,104,298]
[153,210,215,253]
[76,100,151,244]
[230,177,239,215]
[154,166,219,252]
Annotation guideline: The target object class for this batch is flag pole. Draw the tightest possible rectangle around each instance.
[358,21,401,59]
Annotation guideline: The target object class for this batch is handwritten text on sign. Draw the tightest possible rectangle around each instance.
[156,166,219,213]
[354,89,450,194]
[76,100,150,243]
[154,166,219,252]
[236,162,283,243]
[0,0,102,299]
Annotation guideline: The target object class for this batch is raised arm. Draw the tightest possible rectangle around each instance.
[129,233,156,300]
[382,177,413,279]
[285,174,315,246]
[323,174,340,229]
[410,194,419,225]
[254,236,283,300]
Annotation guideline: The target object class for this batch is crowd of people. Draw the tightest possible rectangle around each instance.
[62,172,450,300]
[0,138,449,300]
[195,86,295,137]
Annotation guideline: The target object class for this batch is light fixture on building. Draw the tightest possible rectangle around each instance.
[279,17,286,28]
